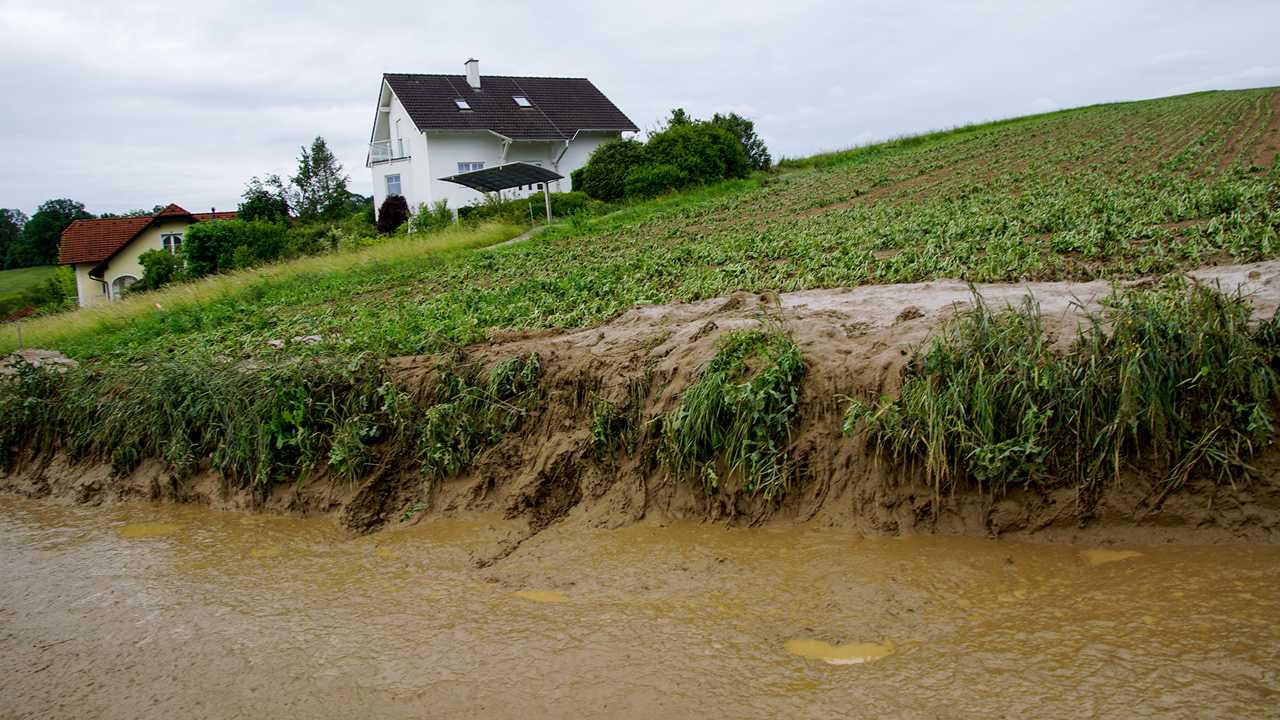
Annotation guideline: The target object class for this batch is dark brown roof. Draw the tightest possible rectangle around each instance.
[59,204,236,265]
[383,73,638,140]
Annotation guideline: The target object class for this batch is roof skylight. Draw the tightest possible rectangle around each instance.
[454,99,471,110]
[513,96,532,107]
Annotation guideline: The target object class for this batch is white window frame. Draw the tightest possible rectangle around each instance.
[454,99,471,110]
[386,173,402,196]
[513,96,531,107]
[161,232,183,254]
[457,161,484,174]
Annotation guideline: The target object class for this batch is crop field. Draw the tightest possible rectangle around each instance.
[4,87,1279,363]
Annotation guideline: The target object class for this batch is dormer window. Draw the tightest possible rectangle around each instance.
[513,96,531,107]
[454,99,471,110]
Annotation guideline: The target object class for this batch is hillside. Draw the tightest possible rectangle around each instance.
[0,265,57,319]
[6,87,1278,361]
[3,87,1280,541]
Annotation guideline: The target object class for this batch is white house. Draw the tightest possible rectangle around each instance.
[368,59,638,216]
[59,203,235,307]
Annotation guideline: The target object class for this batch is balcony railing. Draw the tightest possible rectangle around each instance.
[369,138,409,164]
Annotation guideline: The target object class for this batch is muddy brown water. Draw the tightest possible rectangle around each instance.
[2,496,1278,719]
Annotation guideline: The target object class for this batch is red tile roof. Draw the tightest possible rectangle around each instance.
[59,205,236,265]
[59,216,155,265]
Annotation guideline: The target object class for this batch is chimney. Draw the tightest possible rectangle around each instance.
[464,58,480,89]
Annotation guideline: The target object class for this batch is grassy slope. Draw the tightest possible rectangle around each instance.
[6,87,1279,361]
[0,266,57,317]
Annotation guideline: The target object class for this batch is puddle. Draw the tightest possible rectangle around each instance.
[116,521,182,539]
[3,497,1279,719]
[785,638,896,665]
[513,590,568,603]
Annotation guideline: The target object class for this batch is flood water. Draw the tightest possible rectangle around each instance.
[1,495,1278,719]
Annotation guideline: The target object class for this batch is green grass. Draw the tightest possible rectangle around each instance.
[0,266,58,318]
[846,283,1280,497]
[660,326,806,498]
[0,222,522,356]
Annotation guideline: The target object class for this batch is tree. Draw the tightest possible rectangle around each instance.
[710,112,772,170]
[655,107,694,133]
[238,175,291,223]
[10,199,91,268]
[0,209,28,269]
[289,136,350,221]
[377,195,409,234]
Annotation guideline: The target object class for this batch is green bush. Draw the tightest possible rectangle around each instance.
[624,163,688,197]
[709,112,771,171]
[132,249,185,292]
[457,191,601,224]
[183,220,288,276]
[645,123,750,185]
[377,195,410,234]
[407,200,453,234]
[578,139,647,200]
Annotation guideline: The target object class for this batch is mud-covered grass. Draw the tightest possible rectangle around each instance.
[417,353,542,479]
[0,350,544,493]
[846,284,1280,497]
[661,326,806,498]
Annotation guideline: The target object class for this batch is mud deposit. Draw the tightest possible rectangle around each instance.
[2,495,1278,719]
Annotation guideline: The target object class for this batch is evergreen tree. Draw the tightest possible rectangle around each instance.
[289,137,350,221]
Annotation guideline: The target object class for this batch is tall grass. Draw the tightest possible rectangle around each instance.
[846,284,1280,497]
[0,348,544,490]
[0,222,522,354]
[662,326,806,498]
[0,354,400,486]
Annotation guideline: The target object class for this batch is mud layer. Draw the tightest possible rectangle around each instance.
[7,261,1280,548]
[2,496,1278,719]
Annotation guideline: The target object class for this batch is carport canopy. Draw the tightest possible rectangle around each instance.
[439,161,563,193]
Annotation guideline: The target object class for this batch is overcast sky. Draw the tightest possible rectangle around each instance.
[2,0,1278,215]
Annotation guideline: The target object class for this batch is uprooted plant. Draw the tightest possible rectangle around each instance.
[845,283,1280,499]
[661,324,806,498]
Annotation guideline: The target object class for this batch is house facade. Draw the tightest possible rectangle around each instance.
[59,203,235,307]
[368,60,638,216]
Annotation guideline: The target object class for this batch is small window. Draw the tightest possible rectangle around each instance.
[161,233,182,254]
[457,161,484,173]
[386,173,402,196]
[111,275,137,298]
[513,96,531,107]
[454,99,471,110]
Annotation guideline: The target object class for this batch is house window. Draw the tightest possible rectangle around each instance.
[386,174,402,196]
[454,99,471,110]
[161,233,182,254]
[111,275,137,298]
[457,161,484,173]
[513,96,531,107]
